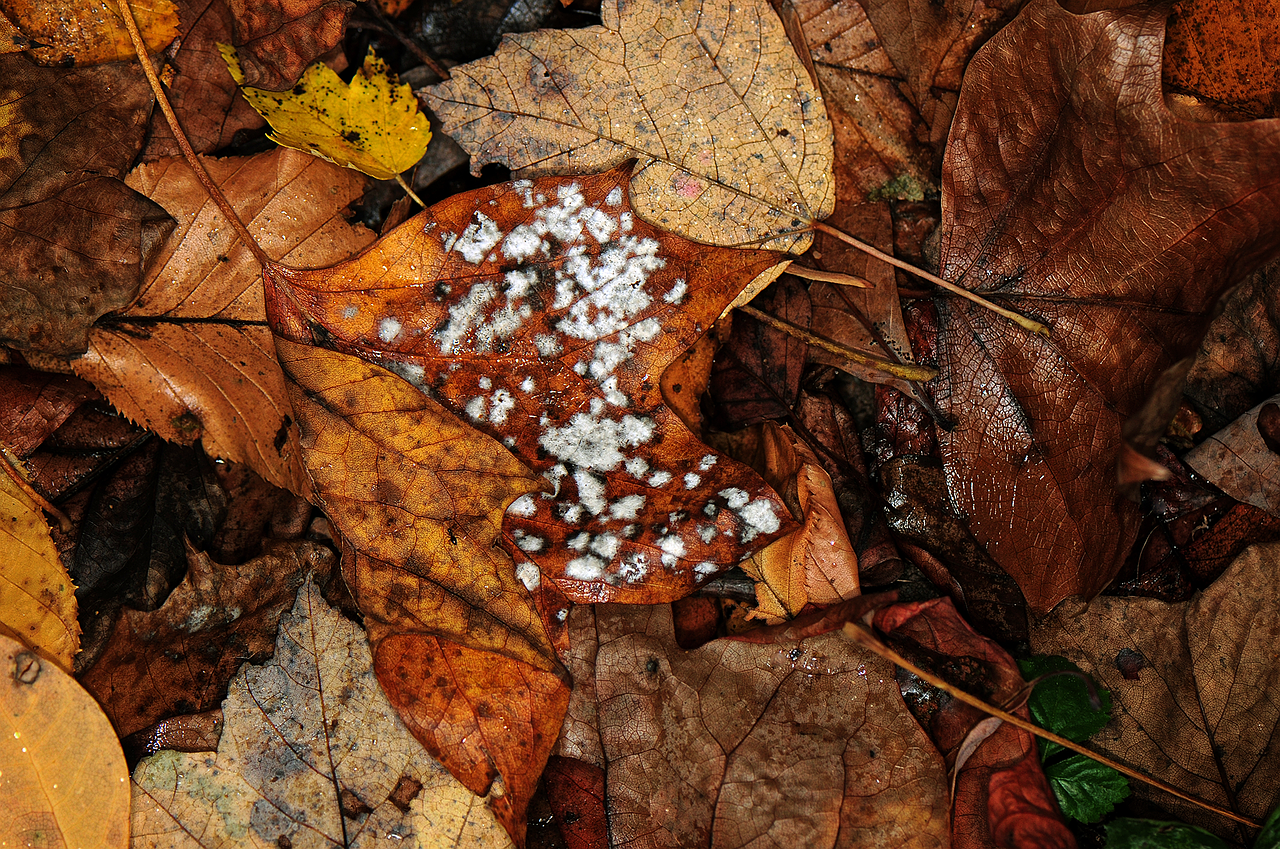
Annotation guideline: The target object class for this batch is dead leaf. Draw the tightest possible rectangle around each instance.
[265,165,797,603]
[1164,0,1280,117]
[1032,541,1280,841]
[424,0,834,253]
[1184,396,1280,518]
[73,148,374,495]
[539,756,608,849]
[554,599,950,847]
[0,55,173,354]
[874,597,1075,849]
[0,0,178,66]
[0,466,78,670]
[224,0,351,91]
[0,632,128,849]
[929,0,1280,612]
[375,634,571,846]
[275,339,555,670]
[224,45,432,180]
[131,579,514,848]
[0,366,101,457]
[77,538,334,739]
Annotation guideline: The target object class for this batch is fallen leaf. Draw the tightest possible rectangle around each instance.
[1164,0,1280,117]
[555,599,951,847]
[1104,818,1233,849]
[275,339,555,668]
[77,538,334,739]
[0,0,178,66]
[375,633,571,846]
[539,756,608,849]
[131,579,514,849]
[224,45,432,181]
[874,597,1075,848]
[0,366,101,457]
[929,0,1280,611]
[0,56,173,354]
[0,632,128,849]
[266,165,797,603]
[424,0,834,253]
[224,0,352,91]
[1032,540,1280,840]
[0,467,78,670]
[1184,395,1280,518]
[73,148,374,495]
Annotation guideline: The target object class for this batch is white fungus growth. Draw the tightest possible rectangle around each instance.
[479,376,492,390]
[694,561,719,577]
[343,305,359,319]
[535,334,562,357]
[740,498,782,542]
[658,535,686,567]
[516,559,542,589]
[649,471,673,487]
[565,556,605,581]
[698,524,716,543]
[606,186,624,207]
[508,494,537,517]
[684,473,701,489]
[719,487,750,510]
[699,455,718,471]
[663,278,687,305]
[520,377,535,393]
[625,457,649,478]
[617,553,648,582]
[452,213,503,264]
[378,317,402,343]
[590,533,621,559]
[575,471,608,515]
[539,409,655,471]
[610,494,646,520]
[489,389,515,424]
[567,533,591,551]
[465,397,486,421]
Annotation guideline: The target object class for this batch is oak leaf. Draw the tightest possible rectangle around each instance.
[1032,541,1280,841]
[929,0,1280,611]
[266,165,796,604]
[73,148,374,495]
[424,0,834,253]
[224,46,432,181]
[131,579,514,849]
[0,632,129,849]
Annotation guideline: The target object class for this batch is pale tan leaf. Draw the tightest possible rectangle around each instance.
[424,0,834,253]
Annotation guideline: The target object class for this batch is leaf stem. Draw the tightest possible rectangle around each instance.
[813,222,1050,337]
[842,622,1262,830]
[786,264,869,288]
[116,0,273,271]
[737,305,938,383]
[395,173,426,209]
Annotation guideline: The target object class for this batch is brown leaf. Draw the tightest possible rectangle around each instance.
[1164,0,1280,118]
[375,634,570,846]
[275,339,555,669]
[1184,396,1280,518]
[930,0,1280,612]
[226,0,351,90]
[1032,541,1280,840]
[266,165,797,604]
[0,366,100,456]
[77,538,333,739]
[556,599,950,847]
[874,598,1075,849]
[540,756,608,849]
[1,0,178,67]
[73,149,373,495]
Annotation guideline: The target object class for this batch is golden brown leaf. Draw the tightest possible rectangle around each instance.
[1165,0,1280,118]
[0,632,128,849]
[0,0,178,67]
[425,0,834,253]
[73,149,373,495]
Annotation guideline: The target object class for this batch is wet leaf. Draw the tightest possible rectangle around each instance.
[1164,0,1280,118]
[555,599,950,847]
[1044,754,1130,824]
[424,0,834,252]
[266,165,797,604]
[0,632,128,849]
[1032,541,1280,839]
[224,46,432,181]
[0,467,78,670]
[131,579,514,849]
[73,148,374,495]
[930,0,1280,612]
[1,0,178,66]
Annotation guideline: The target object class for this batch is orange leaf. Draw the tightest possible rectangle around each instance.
[266,164,798,603]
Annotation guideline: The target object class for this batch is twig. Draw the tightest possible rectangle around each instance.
[787,265,869,288]
[842,622,1262,830]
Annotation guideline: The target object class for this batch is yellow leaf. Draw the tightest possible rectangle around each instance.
[0,0,178,66]
[222,45,432,181]
[0,468,78,670]
[0,633,129,849]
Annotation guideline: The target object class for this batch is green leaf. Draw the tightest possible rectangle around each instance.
[1020,654,1113,758]
[1104,818,1231,849]
[1256,806,1280,849]
[221,46,431,181]
[1045,754,1129,823]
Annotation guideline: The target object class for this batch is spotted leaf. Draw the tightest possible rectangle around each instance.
[265,164,796,603]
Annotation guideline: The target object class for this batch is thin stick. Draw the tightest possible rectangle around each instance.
[787,265,869,288]
[814,222,1049,337]
[737,305,937,383]
[2,448,71,533]
[842,622,1262,830]
[117,0,273,271]
[395,174,426,209]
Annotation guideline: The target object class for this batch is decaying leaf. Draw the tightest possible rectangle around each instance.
[0,468,78,670]
[224,46,432,181]
[930,0,1280,611]
[1033,541,1280,840]
[0,632,129,849]
[223,0,352,91]
[0,0,178,66]
[73,149,374,495]
[1184,395,1280,518]
[266,165,796,603]
[425,0,834,253]
[1164,0,1280,117]
[553,599,950,846]
[131,579,514,849]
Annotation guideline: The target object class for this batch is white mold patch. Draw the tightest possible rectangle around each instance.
[513,530,546,554]
[699,455,717,471]
[617,553,649,583]
[539,408,655,472]
[698,524,716,544]
[566,555,606,581]
[516,559,541,590]
[378,316,402,343]
[657,534,686,568]
[609,494,646,520]
[508,494,537,517]
[740,498,781,543]
[575,471,608,515]
[452,213,503,264]
[479,376,492,390]
[648,471,673,488]
[719,487,750,510]
[465,397,486,421]
[625,457,649,478]
[684,473,701,489]
[606,187,623,207]
[520,376,535,393]
[663,278,687,305]
[343,305,359,319]
[535,334,562,357]
[694,561,719,577]
[489,389,514,425]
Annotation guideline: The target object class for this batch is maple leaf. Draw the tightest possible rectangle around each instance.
[265,165,797,604]
[424,0,835,253]
[928,0,1280,611]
